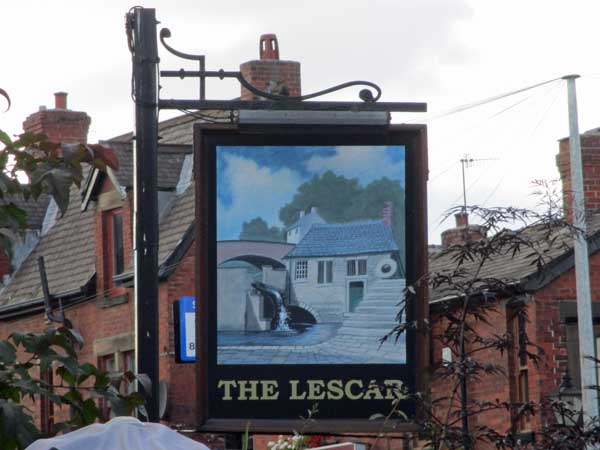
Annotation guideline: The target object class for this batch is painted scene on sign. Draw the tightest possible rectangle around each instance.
[216,145,406,365]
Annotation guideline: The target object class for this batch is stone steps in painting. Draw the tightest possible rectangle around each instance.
[335,278,405,339]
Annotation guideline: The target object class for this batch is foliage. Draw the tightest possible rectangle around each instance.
[265,405,324,450]
[385,182,600,450]
[279,171,405,226]
[0,326,146,450]
[239,217,285,242]
[0,130,118,250]
[267,434,311,450]
[279,171,362,226]
[278,171,406,262]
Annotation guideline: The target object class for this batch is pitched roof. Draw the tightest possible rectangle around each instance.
[0,113,207,309]
[285,220,398,258]
[158,183,195,269]
[428,214,600,303]
[9,194,51,229]
[0,184,96,305]
[101,141,190,190]
[109,112,230,144]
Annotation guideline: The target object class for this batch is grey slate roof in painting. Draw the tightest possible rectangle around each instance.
[101,141,190,190]
[428,214,600,303]
[0,185,96,305]
[285,220,398,258]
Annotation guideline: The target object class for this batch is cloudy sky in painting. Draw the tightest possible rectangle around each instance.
[4,1,600,242]
[217,145,405,240]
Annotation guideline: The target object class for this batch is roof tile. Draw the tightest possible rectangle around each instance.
[286,220,398,258]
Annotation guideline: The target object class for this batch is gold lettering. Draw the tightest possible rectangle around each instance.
[260,380,279,400]
[238,380,259,400]
[290,379,307,400]
[218,380,236,401]
[345,379,364,400]
[326,379,344,400]
[363,380,384,400]
[307,380,326,400]
[384,380,405,400]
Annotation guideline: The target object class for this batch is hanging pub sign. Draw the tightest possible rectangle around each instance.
[194,123,428,433]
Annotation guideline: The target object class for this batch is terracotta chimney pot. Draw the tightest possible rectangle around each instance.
[54,92,67,110]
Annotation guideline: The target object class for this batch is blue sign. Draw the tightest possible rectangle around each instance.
[178,296,196,362]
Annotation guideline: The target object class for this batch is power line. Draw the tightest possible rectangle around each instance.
[480,80,563,207]
[401,76,563,124]
[429,78,565,232]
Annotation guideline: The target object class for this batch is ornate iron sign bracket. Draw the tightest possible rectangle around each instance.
[158,28,426,113]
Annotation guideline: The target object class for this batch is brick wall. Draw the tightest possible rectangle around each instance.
[531,249,600,423]
[22,93,90,144]
[431,305,510,432]
[0,247,11,281]
[239,35,300,100]
[94,178,133,297]
[160,242,198,426]
[557,132,600,221]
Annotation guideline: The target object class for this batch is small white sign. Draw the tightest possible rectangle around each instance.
[185,312,196,359]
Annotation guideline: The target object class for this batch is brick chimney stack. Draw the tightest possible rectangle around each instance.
[239,34,301,100]
[441,212,487,249]
[22,92,90,144]
[557,129,600,222]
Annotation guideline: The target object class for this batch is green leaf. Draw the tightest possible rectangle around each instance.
[12,132,46,149]
[33,167,73,216]
[0,130,12,148]
[0,341,16,365]
[81,398,102,425]
[3,203,28,230]
[56,365,77,386]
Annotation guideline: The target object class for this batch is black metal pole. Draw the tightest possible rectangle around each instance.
[130,7,160,422]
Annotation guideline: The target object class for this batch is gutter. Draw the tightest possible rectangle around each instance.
[0,287,91,321]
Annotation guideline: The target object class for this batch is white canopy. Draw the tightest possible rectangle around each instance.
[26,416,210,450]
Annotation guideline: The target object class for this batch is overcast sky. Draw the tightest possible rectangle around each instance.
[3,1,600,243]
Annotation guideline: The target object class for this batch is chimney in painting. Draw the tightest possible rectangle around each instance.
[382,201,393,227]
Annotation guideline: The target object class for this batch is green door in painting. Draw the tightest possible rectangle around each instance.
[349,281,364,312]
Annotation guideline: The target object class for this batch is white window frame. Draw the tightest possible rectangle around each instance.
[294,260,308,281]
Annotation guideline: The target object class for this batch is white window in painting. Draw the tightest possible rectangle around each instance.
[295,260,308,281]
[347,258,367,277]
[317,260,333,284]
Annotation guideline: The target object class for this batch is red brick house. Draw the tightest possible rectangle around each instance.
[2,33,600,449]
[428,129,600,441]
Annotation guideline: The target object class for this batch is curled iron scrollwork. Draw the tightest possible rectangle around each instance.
[159,28,381,103]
